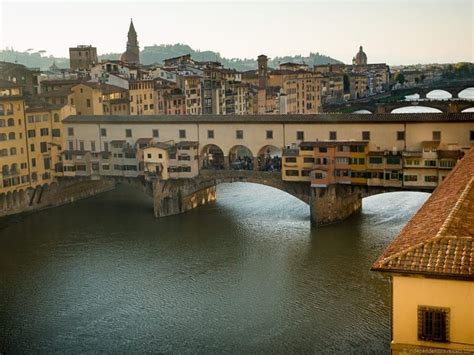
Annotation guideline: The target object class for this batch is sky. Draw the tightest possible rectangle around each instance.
[0,0,473,65]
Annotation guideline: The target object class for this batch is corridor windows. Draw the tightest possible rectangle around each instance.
[125,129,132,138]
[296,131,304,140]
[329,131,337,140]
[152,129,159,138]
[101,128,107,137]
[266,130,273,139]
[397,131,405,141]
[179,129,186,139]
[362,131,370,140]
[207,130,214,139]
[285,170,299,176]
[236,130,243,139]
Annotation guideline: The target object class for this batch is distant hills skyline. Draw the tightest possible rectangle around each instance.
[0,44,342,71]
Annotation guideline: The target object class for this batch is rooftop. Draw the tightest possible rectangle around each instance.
[63,112,474,125]
[372,148,474,280]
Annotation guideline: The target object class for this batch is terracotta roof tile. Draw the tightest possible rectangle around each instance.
[372,148,474,279]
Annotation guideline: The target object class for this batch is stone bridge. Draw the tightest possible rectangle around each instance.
[147,170,434,227]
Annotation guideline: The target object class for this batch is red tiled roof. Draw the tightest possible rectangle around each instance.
[372,148,474,279]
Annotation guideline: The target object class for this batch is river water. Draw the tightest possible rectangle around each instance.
[0,183,429,353]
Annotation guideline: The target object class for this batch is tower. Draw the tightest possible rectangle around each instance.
[120,19,140,65]
[257,54,268,90]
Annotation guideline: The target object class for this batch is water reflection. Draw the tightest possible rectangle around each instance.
[0,184,429,353]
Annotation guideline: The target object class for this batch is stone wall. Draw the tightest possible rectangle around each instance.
[0,178,116,218]
[310,184,363,226]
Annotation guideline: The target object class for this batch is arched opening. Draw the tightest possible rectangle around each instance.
[9,147,16,156]
[461,107,474,113]
[228,145,254,170]
[404,93,420,101]
[0,119,5,127]
[426,89,452,100]
[2,165,10,176]
[10,163,18,175]
[352,109,372,114]
[0,133,7,141]
[391,106,443,114]
[0,104,3,115]
[257,145,282,172]
[200,144,225,170]
[7,118,14,126]
[458,87,474,100]
[8,132,15,140]
[0,149,8,157]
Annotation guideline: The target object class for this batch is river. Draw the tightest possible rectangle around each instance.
[0,183,429,353]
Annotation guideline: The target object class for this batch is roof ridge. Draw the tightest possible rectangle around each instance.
[376,167,474,267]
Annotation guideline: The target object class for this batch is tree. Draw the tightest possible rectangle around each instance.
[394,72,405,85]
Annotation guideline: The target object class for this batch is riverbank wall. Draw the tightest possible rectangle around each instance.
[0,178,116,218]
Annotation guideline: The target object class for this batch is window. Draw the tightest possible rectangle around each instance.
[44,157,51,170]
[386,157,401,165]
[424,175,438,183]
[68,127,74,136]
[470,131,474,141]
[53,113,59,122]
[350,145,365,153]
[313,172,326,179]
[158,154,163,159]
[439,160,455,168]
[418,306,449,343]
[86,99,91,108]
[369,157,383,164]
[432,131,441,141]
[329,131,337,140]
[125,129,132,138]
[303,157,315,163]
[40,128,49,136]
[179,129,186,139]
[302,170,311,176]
[285,169,299,176]
[362,131,370,140]
[27,129,36,138]
[285,157,297,163]
[153,129,159,138]
[40,142,48,153]
[31,158,36,168]
[147,153,152,159]
[397,131,405,141]
[266,130,273,139]
[91,141,96,152]
[236,130,243,139]
[319,147,327,153]
[68,141,73,150]
[404,175,417,182]
[101,128,107,137]
[296,131,304,140]
[424,160,437,167]
[79,141,84,151]
[208,130,214,139]
[52,129,61,137]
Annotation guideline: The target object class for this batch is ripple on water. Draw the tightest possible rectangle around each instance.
[0,183,429,353]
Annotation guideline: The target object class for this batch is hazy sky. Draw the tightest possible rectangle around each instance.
[0,0,473,65]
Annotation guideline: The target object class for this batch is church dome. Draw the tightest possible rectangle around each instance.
[353,46,367,65]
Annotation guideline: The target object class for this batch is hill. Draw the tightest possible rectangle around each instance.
[0,44,343,71]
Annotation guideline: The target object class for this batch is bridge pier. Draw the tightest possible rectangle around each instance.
[310,184,363,226]
[153,179,216,218]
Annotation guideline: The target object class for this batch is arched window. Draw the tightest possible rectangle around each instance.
[53,113,59,122]
[2,165,9,176]
[0,119,5,127]
[0,149,8,157]
[10,163,18,174]
[0,133,7,141]
[10,147,16,156]
[8,132,15,140]
[7,118,14,126]
[0,104,4,115]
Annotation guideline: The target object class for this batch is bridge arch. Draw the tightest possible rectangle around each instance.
[352,109,373,114]
[200,144,225,170]
[257,145,282,171]
[426,89,453,100]
[458,87,474,100]
[390,106,443,114]
[228,145,254,170]
[462,107,474,113]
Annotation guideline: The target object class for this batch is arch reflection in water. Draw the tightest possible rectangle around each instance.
[457,87,474,100]
[425,89,452,100]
